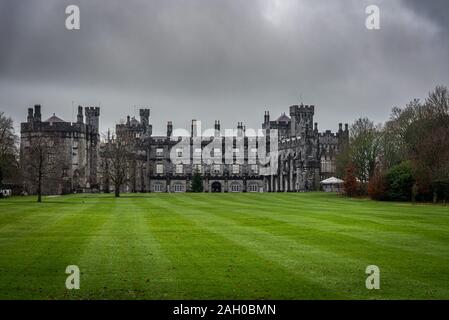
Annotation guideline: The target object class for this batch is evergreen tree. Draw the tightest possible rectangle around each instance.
[191,169,203,192]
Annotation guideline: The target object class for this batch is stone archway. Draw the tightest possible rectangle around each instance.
[211,181,222,192]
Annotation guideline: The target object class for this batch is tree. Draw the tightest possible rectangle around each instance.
[22,135,58,202]
[0,112,18,193]
[349,118,382,185]
[343,164,358,197]
[387,86,449,202]
[191,168,203,192]
[100,132,135,197]
[385,161,415,201]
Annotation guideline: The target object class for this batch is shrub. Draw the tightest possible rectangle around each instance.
[368,169,387,200]
[343,164,358,197]
[432,179,449,203]
[386,161,415,201]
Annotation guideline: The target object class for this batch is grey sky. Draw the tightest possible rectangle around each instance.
[1,0,448,135]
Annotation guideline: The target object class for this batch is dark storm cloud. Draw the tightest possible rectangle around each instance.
[1,0,448,135]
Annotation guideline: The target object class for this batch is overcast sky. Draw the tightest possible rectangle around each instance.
[1,0,448,135]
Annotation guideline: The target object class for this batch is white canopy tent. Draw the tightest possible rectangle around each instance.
[320,177,344,192]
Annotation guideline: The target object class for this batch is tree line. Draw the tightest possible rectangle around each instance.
[338,85,449,203]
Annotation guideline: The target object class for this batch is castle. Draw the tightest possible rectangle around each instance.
[20,104,348,194]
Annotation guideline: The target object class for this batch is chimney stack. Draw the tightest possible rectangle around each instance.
[214,120,220,137]
[237,122,244,137]
[167,121,173,137]
[27,108,34,123]
[191,119,201,137]
[34,105,41,122]
[264,111,270,124]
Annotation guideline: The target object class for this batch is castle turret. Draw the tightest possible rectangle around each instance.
[77,106,84,123]
[339,123,343,132]
[85,107,100,133]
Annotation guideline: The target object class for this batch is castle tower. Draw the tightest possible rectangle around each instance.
[140,109,150,127]
[85,107,100,133]
[290,104,314,137]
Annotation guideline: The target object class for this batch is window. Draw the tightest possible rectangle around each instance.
[232,164,240,174]
[173,184,184,192]
[156,148,163,157]
[213,164,221,173]
[248,184,259,192]
[251,164,258,173]
[194,148,202,154]
[233,148,239,154]
[176,164,183,174]
[194,164,202,173]
[251,148,258,154]
[176,148,183,157]
[153,183,163,192]
[230,184,240,192]
[213,148,221,157]
[156,164,164,174]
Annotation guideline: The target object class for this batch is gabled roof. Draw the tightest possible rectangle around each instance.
[45,113,66,123]
[276,113,291,123]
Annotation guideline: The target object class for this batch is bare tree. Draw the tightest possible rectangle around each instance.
[22,135,58,202]
[348,117,382,184]
[0,112,18,192]
[100,132,136,197]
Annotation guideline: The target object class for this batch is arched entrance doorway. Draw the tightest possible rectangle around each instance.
[211,181,222,192]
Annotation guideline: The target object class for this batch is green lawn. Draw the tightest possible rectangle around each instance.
[0,192,448,299]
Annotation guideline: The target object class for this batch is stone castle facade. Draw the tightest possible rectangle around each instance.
[20,105,100,195]
[20,104,348,194]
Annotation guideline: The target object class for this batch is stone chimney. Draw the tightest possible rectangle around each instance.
[34,105,41,122]
[167,121,173,137]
